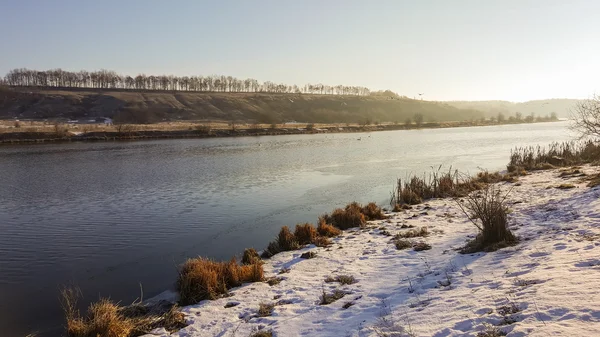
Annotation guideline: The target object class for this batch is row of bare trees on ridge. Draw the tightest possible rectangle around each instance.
[2,68,371,96]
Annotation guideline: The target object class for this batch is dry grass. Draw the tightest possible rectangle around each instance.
[319,289,347,305]
[413,241,432,251]
[177,257,263,305]
[394,239,412,250]
[456,185,518,253]
[61,288,186,337]
[477,324,507,337]
[242,248,261,265]
[249,330,273,337]
[324,275,357,285]
[508,141,600,172]
[317,219,342,237]
[555,183,576,189]
[361,202,387,220]
[294,223,318,245]
[320,202,366,230]
[394,227,429,239]
[257,303,275,317]
[277,226,299,251]
[312,236,332,247]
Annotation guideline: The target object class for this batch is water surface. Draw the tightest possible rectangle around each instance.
[0,121,572,336]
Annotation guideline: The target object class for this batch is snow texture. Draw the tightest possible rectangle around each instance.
[145,166,600,337]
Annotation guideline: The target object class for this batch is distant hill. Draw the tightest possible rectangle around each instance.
[0,87,486,124]
[445,99,581,119]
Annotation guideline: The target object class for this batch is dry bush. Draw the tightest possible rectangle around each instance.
[361,202,387,220]
[319,289,346,305]
[320,203,366,230]
[177,257,263,305]
[61,287,186,337]
[394,227,428,239]
[456,185,517,253]
[257,303,275,317]
[242,248,261,265]
[317,219,342,237]
[278,226,300,251]
[294,223,317,245]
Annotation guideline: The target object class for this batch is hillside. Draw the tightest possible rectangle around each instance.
[0,87,485,124]
[446,99,581,119]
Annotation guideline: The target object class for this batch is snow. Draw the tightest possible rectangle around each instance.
[145,166,600,337]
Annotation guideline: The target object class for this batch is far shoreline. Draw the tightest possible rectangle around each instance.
[0,119,563,145]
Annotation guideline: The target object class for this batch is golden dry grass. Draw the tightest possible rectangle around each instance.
[293,223,318,245]
[317,219,342,237]
[361,202,387,220]
[241,248,261,265]
[321,203,366,230]
[177,257,263,305]
[61,287,186,337]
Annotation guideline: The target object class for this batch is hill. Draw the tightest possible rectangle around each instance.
[0,87,485,124]
[445,99,581,119]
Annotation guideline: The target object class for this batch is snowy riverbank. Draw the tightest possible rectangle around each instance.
[147,165,600,337]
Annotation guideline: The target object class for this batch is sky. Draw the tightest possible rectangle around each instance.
[0,0,599,102]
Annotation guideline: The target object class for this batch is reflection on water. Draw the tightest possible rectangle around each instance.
[0,121,572,336]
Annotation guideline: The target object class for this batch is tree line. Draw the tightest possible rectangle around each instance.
[2,68,371,96]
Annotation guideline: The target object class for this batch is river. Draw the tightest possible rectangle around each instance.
[0,121,573,336]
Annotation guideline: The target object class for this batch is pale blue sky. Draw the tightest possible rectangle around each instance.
[1,0,598,101]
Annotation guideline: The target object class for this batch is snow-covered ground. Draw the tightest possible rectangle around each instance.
[147,166,600,337]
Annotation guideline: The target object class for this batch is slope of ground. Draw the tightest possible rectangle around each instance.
[446,99,580,119]
[0,87,484,124]
[147,166,600,337]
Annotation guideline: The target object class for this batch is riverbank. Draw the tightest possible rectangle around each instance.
[145,165,600,336]
[0,119,560,144]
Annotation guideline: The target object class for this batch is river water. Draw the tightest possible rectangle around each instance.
[0,121,572,336]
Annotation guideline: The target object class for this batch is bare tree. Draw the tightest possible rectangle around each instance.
[571,94,600,139]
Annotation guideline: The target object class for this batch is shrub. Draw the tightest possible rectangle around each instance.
[242,248,261,265]
[456,185,517,253]
[294,223,317,245]
[361,202,387,220]
[177,257,263,305]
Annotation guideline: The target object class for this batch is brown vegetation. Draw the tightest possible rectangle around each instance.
[61,288,186,337]
[294,223,318,245]
[456,185,517,253]
[508,141,600,172]
[242,248,261,265]
[177,257,263,305]
[319,289,347,305]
